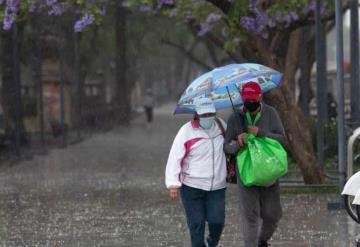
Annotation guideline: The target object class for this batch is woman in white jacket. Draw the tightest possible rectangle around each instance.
[165,97,227,247]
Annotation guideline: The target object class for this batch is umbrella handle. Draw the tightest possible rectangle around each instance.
[226,86,237,113]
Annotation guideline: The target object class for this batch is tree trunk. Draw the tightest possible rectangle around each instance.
[114,0,130,123]
[262,31,324,183]
[32,16,45,146]
[298,26,315,117]
[73,27,82,134]
[1,24,26,153]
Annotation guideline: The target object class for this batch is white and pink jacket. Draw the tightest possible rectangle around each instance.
[165,118,227,191]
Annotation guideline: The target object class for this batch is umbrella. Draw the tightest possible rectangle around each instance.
[174,63,283,114]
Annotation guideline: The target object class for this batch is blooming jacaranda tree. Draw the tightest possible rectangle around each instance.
[0,0,108,32]
[130,0,342,183]
[0,0,346,183]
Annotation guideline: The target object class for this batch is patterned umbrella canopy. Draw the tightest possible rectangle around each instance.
[174,63,283,114]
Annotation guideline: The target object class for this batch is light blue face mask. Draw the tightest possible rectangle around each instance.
[199,116,215,129]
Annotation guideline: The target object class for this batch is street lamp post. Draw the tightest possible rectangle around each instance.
[335,0,346,200]
[315,0,327,169]
[350,0,360,127]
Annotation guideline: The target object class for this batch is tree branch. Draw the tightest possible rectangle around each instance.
[205,0,232,14]
[161,39,213,70]
[187,22,244,63]
[205,32,245,62]
[287,0,350,32]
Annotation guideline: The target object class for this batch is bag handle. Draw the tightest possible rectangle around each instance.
[245,111,261,126]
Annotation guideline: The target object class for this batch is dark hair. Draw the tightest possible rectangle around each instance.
[193,113,199,121]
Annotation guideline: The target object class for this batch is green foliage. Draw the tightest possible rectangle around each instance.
[268,0,307,14]
[228,0,249,21]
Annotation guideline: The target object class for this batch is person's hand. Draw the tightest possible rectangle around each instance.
[248,126,259,136]
[237,133,247,145]
[169,188,179,201]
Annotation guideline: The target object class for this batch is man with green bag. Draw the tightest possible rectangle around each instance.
[224,81,287,247]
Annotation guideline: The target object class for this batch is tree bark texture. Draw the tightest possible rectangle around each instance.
[298,26,316,116]
[262,31,324,183]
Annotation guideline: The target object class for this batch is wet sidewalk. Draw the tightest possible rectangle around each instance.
[0,103,358,246]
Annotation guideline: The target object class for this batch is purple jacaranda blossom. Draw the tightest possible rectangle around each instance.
[198,12,221,34]
[246,1,276,35]
[48,5,64,15]
[3,15,14,30]
[256,12,272,27]
[266,18,276,28]
[320,1,329,16]
[46,0,57,6]
[249,0,259,10]
[206,13,222,23]
[240,16,256,31]
[5,0,20,12]
[74,13,95,32]
[158,0,173,4]
[302,0,316,15]
[289,11,299,21]
[157,0,173,8]
[274,13,283,22]
[197,22,211,36]
[283,14,292,24]
[28,3,36,12]
[3,0,21,30]
[240,2,305,37]
[241,15,271,37]
[274,14,292,25]
[249,0,260,15]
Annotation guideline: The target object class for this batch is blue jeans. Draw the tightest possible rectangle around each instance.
[180,184,225,247]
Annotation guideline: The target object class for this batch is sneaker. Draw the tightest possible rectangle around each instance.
[258,241,270,247]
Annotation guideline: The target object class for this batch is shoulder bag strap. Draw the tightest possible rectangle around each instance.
[215,118,225,137]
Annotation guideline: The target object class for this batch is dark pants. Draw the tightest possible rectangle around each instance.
[237,181,282,247]
[144,107,153,123]
[180,184,225,247]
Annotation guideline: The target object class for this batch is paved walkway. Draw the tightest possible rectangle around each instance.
[0,103,358,246]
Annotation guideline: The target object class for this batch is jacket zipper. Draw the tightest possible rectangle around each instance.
[206,132,215,190]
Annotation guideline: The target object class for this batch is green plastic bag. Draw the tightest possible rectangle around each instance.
[236,112,288,186]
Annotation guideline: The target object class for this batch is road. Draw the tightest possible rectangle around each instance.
[0,103,357,246]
